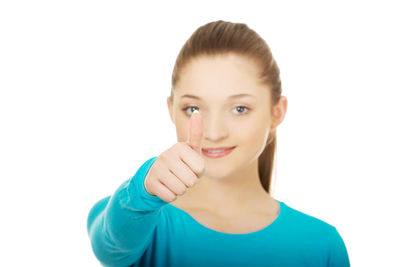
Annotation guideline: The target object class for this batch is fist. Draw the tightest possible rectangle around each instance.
[144,110,205,202]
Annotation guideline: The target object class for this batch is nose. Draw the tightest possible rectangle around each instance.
[202,113,229,143]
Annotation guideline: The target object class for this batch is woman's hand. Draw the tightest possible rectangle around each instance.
[144,110,205,202]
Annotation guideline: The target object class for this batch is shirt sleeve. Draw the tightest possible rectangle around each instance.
[87,156,168,267]
[327,226,351,267]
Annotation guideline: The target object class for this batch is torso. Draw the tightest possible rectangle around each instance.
[170,197,280,234]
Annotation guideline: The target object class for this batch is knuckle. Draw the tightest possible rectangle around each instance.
[193,164,203,176]
[187,174,197,187]
[169,194,177,202]
[198,160,205,172]
[176,142,186,152]
[178,141,186,148]
[158,153,167,164]
[178,186,187,195]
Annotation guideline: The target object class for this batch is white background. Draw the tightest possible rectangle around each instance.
[1,0,399,266]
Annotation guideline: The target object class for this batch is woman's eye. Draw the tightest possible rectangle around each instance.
[182,106,200,116]
[182,106,249,116]
[234,106,249,115]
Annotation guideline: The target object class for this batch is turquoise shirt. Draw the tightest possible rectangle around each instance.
[87,156,350,267]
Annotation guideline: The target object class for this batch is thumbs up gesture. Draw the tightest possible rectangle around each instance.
[144,110,205,203]
[187,109,203,153]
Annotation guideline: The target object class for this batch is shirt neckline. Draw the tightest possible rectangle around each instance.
[168,200,285,236]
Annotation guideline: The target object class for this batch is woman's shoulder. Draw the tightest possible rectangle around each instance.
[279,201,340,238]
[281,201,350,265]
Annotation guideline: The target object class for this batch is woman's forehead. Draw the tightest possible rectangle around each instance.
[177,92,257,101]
[181,54,260,79]
[173,87,270,106]
[176,56,265,93]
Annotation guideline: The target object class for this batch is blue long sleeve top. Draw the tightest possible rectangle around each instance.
[87,156,350,267]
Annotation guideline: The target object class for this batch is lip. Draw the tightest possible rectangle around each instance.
[202,146,235,150]
[201,146,236,158]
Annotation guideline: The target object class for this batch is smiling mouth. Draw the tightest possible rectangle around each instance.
[201,146,236,158]
[202,146,235,152]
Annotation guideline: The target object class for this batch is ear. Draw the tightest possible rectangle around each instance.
[270,96,288,131]
[167,96,175,124]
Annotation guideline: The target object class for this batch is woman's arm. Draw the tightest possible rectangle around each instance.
[87,157,167,267]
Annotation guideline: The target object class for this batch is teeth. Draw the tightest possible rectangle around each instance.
[205,149,226,153]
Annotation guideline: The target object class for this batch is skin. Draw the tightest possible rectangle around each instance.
[167,53,288,219]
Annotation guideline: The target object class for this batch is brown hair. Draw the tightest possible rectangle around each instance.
[169,20,282,195]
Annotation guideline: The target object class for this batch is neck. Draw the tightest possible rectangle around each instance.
[180,158,271,217]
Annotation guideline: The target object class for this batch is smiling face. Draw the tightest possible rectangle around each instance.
[167,53,279,180]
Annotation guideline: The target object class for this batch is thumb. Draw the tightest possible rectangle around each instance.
[187,110,203,154]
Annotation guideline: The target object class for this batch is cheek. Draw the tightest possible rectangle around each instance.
[240,126,267,148]
[233,119,270,156]
[233,116,268,140]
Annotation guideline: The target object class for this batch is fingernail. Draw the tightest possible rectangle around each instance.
[193,110,199,114]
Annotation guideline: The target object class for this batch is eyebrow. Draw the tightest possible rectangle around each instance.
[180,93,255,100]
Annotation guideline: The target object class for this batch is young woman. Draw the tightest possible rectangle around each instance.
[87,20,350,266]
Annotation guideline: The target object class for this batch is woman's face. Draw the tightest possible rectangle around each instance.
[167,53,278,178]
